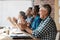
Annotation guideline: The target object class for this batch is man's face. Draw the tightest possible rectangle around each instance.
[39,7,48,16]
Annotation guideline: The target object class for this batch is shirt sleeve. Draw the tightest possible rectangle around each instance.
[32,25,48,38]
[32,19,51,38]
[32,16,57,40]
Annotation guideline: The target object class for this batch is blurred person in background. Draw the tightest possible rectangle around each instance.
[20,4,57,40]
[26,7,33,26]
[7,11,27,30]
[29,5,42,30]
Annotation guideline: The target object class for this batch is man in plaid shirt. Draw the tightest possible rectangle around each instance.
[20,4,57,40]
[32,16,57,40]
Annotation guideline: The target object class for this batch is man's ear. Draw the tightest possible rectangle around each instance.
[45,10,48,15]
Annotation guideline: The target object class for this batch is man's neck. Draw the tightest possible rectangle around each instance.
[40,15,48,20]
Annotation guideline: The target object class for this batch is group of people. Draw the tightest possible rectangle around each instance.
[8,4,57,40]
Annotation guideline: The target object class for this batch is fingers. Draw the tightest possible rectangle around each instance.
[13,17,17,21]
[7,17,11,21]
[12,17,17,23]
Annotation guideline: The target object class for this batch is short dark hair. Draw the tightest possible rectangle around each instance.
[43,4,52,15]
[29,7,32,10]
[19,11,27,19]
[34,5,40,12]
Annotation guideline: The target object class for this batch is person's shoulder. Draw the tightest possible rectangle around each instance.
[46,16,53,21]
[47,16,56,26]
[43,16,55,25]
[48,16,55,22]
[36,15,40,19]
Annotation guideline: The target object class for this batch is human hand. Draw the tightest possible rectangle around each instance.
[7,17,11,21]
[19,22,27,30]
[12,17,17,23]
[27,23,30,27]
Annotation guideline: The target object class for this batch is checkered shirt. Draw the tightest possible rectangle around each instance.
[32,16,57,40]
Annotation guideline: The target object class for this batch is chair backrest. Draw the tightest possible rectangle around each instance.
[55,32,60,40]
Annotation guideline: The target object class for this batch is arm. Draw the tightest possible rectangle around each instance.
[17,21,28,31]
[7,17,17,27]
[17,23,25,31]
[24,25,46,38]
[25,27,32,34]
[12,17,17,23]
[32,21,51,38]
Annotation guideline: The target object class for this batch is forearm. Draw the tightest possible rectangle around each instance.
[25,27,32,34]
[8,18,17,28]
[16,23,24,30]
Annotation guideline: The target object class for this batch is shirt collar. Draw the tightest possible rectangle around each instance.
[42,15,50,22]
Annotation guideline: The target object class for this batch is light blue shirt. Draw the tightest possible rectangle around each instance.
[26,16,33,23]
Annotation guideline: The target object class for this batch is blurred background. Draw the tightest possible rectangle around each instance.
[0,0,32,27]
[0,0,60,40]
[0,0,60,31]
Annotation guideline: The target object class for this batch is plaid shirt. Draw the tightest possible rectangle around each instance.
[32,16,57,40]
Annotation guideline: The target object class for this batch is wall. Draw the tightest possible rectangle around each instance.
[0,0,32,27]
[34,0,55,19]
[55,0,60,31]
[34,0,60,30]
[0,0,31,1]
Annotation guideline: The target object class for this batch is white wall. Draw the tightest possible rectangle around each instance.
[0,0,31,1]
[0,0,32,27]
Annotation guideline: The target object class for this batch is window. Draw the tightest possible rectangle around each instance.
[0,0,32,27]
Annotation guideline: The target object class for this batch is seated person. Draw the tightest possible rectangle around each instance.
[7,11,27,30]
[17,11,27,30]
[20,4,57,40]
[26,7,33,25]
[7,17,17,28]
[30,5,42,30]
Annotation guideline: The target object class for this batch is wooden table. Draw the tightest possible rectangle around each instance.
[0,33,13,40]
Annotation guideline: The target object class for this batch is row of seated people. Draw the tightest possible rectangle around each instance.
[7,4,57,40]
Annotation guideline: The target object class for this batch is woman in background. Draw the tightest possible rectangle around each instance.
[26,7,33,26]
[7,11,27,30]
[20,4,57,40]
[30,5,42,30]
